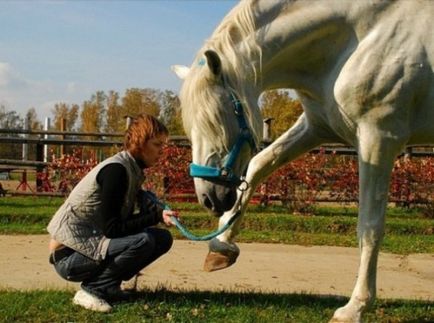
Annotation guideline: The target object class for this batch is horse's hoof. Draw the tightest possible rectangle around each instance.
[203,251,236,272]
[329,304,362,323]
[203,239,240,272]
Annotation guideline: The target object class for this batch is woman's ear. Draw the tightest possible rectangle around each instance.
[204,50,222,76]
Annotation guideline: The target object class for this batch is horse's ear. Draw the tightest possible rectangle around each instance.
[171,65,190,80]
[204,50,221,76]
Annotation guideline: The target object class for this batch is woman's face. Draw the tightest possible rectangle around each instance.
[139,134,168,168]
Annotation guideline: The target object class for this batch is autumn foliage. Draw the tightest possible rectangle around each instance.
[47,145,434,217]
[47,148,98,193]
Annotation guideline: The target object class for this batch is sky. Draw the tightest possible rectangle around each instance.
[0,0,238,119]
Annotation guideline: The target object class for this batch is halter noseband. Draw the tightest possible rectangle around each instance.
[189,91,257,186]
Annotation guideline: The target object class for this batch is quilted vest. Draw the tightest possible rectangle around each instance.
[47,151,144,261]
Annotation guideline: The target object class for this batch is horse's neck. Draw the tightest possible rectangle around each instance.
[216,0,396,140]
[248,0,391,94]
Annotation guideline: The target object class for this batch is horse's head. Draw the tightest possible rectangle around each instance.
[173,50,259,216]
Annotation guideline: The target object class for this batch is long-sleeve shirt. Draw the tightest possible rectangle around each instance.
[96,163,163,238]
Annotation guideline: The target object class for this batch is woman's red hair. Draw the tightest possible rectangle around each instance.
[124,114,168,156]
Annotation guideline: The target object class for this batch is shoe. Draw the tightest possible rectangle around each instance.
[73,289,113,313]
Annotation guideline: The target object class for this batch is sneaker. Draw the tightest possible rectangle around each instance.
[73,289,113,313]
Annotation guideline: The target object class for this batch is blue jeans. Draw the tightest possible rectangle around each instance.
[52,228,173,298]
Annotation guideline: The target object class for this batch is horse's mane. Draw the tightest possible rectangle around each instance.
[181,0,263,154]
[209,0,261,85]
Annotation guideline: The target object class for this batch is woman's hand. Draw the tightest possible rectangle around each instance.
[162,210,180,227]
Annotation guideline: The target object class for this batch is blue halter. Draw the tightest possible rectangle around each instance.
[189,92,257,186]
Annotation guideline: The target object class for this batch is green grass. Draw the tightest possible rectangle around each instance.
[0,196,433,254]
[0,197,432,322]
[0,288,432,323]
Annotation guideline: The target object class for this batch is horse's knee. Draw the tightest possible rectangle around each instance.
[357,226,384,248]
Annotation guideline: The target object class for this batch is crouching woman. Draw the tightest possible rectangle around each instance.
[47,114,180,312]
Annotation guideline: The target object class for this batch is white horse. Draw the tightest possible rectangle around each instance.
[172,0,434,322]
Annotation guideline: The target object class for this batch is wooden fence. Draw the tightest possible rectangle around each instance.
[1,127,433,196]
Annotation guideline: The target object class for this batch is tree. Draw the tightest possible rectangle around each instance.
[79,91,107,160]
[141,88,160,117]
[80,91,106,135]
[159,90,184,135]
[0,105,23,159]
[105,90,124,133]
[0,104,23,129]
[52,103,79,131]
[260,90,303,139]
[24,108,43,160]
[25,108,42,131]
[121,88,160,118]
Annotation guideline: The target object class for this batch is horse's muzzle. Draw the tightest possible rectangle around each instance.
[200,186,237,216]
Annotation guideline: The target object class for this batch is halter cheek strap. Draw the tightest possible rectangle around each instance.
[189,91,257,186]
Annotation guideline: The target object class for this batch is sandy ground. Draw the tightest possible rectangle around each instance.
[0,235,433,300]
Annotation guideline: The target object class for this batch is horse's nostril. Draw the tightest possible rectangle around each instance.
[203,194,214,210]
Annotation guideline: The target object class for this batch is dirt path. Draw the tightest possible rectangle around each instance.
[0,235,432,300]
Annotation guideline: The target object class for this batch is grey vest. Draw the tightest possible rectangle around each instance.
[47,151,144,261]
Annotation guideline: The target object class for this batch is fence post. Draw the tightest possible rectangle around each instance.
[36,143,44,192]
[43,117,50,162]
[262,117,273,148]
[18,116,31,192]
[60,117,66,156]
[22,116,29,161]
[125,116,133,129]
[404,147,413,160]
[260,117,273,205]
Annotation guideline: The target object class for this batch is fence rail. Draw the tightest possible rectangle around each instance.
[2,137,434,153]
[0,128,123,137]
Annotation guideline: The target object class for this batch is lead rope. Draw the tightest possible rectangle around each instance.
[143,181,248,241]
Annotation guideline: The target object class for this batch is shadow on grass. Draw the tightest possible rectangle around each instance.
[129,289,433,321]
[2,288,430,323]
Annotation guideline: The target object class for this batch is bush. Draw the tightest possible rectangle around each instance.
[46,145,434,214]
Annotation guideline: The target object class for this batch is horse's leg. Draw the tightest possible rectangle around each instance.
[205,115,325,271]
[331,126,405,323]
